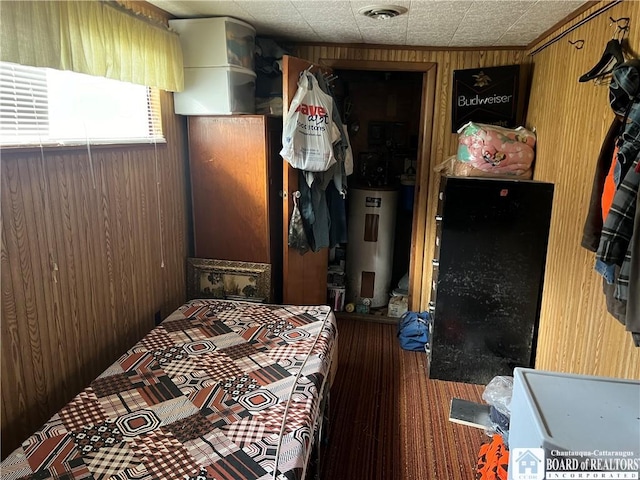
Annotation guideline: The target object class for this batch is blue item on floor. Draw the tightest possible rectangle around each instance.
[397,311,430,351]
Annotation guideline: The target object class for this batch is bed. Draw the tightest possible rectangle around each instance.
[1,299,338,480]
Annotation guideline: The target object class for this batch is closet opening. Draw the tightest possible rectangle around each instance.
[327,68,425,320]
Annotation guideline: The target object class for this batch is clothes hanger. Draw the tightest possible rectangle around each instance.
[578,39,624,82]
[578,17,628,83]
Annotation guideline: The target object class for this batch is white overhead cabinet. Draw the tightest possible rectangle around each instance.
[170,17,256,115]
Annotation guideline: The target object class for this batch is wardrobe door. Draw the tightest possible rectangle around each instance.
[188,115,271,263]
[281,55,332,305]
[428,176,554,384]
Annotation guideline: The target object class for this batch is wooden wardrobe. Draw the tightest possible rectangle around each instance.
[187,115,283,302]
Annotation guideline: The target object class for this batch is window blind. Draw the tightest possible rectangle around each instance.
[0,62,49,144]
[0,61,164,147]
[147,88,163,140]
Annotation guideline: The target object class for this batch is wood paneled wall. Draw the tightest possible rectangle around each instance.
[0,92,189,457]
[526,1,640,379]
[292,46,526,315]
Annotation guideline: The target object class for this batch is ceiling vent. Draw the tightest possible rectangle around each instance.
[358,5,408,20]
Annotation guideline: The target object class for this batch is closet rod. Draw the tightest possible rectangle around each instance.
[529,0,622,57]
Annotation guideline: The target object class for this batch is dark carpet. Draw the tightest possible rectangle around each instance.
[319,316,487,479]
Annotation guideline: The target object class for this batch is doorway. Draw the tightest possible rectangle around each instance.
[315,59,436,319]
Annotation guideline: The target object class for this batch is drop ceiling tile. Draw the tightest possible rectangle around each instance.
[293,0,355,15]
[295,11,358,39]
[406,2,474,47]
[148,0,591,49]
[452,0,535,35]
[407,34,452,47]
[496,1,588,45]
[406,1,473,28]
[507,20,553,36]
[317,32,365,43]
[468,0,534,17]
[361,30,409,45]
[258,24,323,42]
[449,36,497,47]
[495,31,540,45]
[260,29,323,43]
[234,0,293,14]
[496,29,544,45]
[407,31,454,47]
[244,10,304,22]
[243,4,314,37]
[506,0,589,32]
[311,25,364,43]
[297,13,356,28]
[452,30,506,46]
[528,0,588,16]
[274,31,324,42]
[154,0,251,20]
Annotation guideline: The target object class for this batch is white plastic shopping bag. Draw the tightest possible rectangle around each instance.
[280,71,339,172]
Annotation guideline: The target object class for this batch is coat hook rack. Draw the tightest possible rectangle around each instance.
[609,16,630,28]
[569,39,585,50]
[609,16,630,40]
[530,0,621,56]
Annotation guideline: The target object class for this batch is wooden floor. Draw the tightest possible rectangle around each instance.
[319,316,487,480]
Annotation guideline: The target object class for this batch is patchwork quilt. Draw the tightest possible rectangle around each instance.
[1,300,337,480]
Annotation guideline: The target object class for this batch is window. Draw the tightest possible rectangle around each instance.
[0,61,164,147]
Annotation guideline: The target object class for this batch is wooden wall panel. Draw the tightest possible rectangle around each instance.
[293,45,527,310]
[0,87,189,457]
[526,1,640,379]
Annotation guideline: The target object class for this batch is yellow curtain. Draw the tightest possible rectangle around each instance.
[0,1,184,92]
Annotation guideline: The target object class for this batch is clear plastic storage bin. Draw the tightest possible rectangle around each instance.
[174,66,256,115]
[169,17,255,71]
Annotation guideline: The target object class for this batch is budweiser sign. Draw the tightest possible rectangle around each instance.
[452,65,522,132]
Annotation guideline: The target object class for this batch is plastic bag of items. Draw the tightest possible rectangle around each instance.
[455,122,536,179]
[280,70,340,172]
[482,376,513,447]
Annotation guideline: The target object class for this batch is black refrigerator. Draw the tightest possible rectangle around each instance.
[426,176,554,385]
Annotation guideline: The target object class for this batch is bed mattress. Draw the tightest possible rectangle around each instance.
[1,299,338,480]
